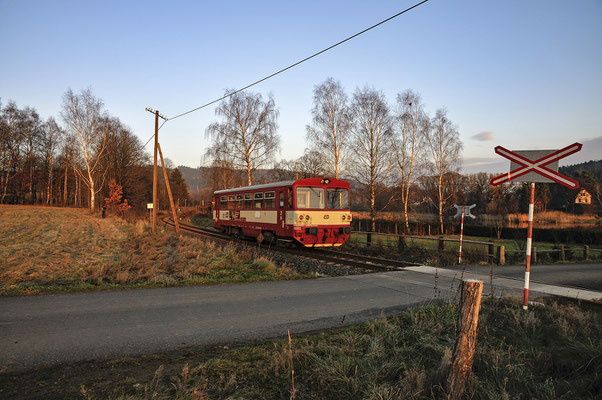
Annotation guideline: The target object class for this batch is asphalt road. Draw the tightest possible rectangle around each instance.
[443,262,602,292]
[1,262,600,372]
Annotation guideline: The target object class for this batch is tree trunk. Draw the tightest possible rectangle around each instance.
[1,169,9,204]
[447,279,483,400]
[88,172,95,211]
[403,186,410,232]
[63,164,68,206]
[47,154,53,205]
[74,170,79,207]
[438,178,444,234]
[370,183,376,232]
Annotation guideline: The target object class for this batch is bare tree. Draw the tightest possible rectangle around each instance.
[424,108,463,234]
[61,88,108,211]
[0,102,23,204]
[392,90,428,232]
[271,158,298,181]
[306,78,351,178]
[203,149,243,192]
[295,149,328,179]
[206,90,280,186]
[21,107,43,203]
[41,117,63,205]
[349,87,394,231]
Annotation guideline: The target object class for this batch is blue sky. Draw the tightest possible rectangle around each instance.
[1,0,601,172]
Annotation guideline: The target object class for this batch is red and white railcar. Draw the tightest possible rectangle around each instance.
[212,178,352,247]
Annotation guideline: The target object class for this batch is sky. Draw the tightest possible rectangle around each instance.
[1,0,601,174]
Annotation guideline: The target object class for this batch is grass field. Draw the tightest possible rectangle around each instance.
[0,205,304,296]
[1,297,600,399]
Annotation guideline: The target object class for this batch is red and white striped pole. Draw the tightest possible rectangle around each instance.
[458,206,465,264]
[523,182,535,310]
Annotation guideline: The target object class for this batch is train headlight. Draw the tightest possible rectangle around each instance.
[305,215,310,220]
[342,215,346,220]
[299,214,304,220]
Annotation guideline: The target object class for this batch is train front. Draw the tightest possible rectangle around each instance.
[287,178,352,247]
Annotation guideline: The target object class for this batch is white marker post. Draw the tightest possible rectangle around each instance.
[453,204,476,264]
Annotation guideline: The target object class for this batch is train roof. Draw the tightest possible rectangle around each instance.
[213,178,349,195]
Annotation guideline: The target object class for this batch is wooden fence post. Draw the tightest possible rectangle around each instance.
[439,236,445,252]
[584,245,589,261]
[559,244,565,262]
[367,232,372,247]
[448,279,483,400]
[497,245,505,265]
[398,235,405,252]
[532,247,537,264]
[488,241,494,264]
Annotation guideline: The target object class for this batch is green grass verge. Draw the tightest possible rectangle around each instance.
[1,297,600,399]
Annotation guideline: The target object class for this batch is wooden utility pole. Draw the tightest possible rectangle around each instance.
[448,279,483,400]
[153,110,158,233]
[146,107,167,234]
[157,143,181,237]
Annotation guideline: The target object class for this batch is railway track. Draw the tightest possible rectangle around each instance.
[162,217,420,272]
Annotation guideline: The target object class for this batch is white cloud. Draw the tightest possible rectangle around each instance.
[471,131,494,142]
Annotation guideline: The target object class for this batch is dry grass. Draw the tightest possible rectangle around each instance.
[0,205,302,295]
[3,298,599,399]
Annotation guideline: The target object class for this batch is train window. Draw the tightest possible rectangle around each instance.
[220,196,227,209]
[279,192,284,208]
[327,189,349,209]
[244,193,252,209]
[288,188,293,208]
[254,192,263,209]
[264,191,275,209]
[228,195,236,209]
[296,187,324,209]
[236,194,243,208]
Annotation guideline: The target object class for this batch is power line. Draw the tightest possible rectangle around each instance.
[167,0,430,121]
[142,119,167,148]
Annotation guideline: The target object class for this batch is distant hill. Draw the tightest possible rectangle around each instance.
[560,159,602,180]
[176,165,210,193]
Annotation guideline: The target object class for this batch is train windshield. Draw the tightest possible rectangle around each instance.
[296,187,324,209]
[327,188,349,210]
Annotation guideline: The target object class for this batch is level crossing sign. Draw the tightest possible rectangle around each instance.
[489,142,582,311]
[489,142,582,188]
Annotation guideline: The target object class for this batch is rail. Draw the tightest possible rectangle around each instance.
[161,217,418,272]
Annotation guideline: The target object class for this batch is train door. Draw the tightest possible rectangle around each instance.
[277,189,285,231]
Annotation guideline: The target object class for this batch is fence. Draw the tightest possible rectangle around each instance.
[350,231,602,265]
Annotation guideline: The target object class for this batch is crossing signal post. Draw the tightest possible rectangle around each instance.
[490,143,582,310]
[453,204,476,264]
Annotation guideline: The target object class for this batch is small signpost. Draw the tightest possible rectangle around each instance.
[453,204,476,264]
[490,142,582,310]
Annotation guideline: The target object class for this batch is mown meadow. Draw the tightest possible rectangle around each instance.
[0,205,304,296]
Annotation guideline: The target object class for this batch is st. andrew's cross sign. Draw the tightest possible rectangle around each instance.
[489,142,582,188]
[489,142,582,310]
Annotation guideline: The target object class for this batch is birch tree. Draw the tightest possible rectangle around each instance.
[206,91,279,186]
[42,117,63,205]
[61,88,108,211]
[392,90,428,232]
[424,108,462,234]
[349,87,394,231]
[0,102,23,204]
[306,78,351,178]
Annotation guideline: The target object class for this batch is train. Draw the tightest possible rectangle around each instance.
[212,177,352,247]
